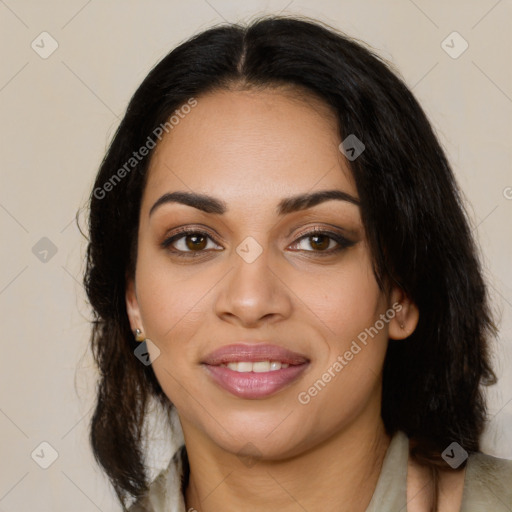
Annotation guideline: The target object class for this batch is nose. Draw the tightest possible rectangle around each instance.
[213,245,293,328]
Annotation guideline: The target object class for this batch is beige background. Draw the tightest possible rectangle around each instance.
[0,0,511,510]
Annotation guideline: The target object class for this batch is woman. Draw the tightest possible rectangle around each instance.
[83,15,512,512]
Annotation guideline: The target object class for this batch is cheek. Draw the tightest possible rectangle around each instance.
[133,256,213,405]
[135,259,208,409]
[291,243,384,350]
[291,245,388,412]
[135,246,214,343]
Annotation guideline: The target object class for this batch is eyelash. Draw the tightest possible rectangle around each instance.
[160,226,355,258]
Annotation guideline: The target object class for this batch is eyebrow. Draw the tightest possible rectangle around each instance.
[149,189,360,217]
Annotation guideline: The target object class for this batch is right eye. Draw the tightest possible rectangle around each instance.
[161,228,223,257]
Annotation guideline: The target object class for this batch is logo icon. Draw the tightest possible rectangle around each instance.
[32,237,58,263]
[134,339,161,366]
[31,32,59,59]
[441,32,469,59]
[236,236,263,264]
[339,134,365,161]
[237,442,263,468]
[31,441,59,469]
[441,441,468,468]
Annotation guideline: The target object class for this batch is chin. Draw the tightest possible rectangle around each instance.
[195,407,315,459]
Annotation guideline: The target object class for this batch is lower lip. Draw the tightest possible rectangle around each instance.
[203,363,309,399]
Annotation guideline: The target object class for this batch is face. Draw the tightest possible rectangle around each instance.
[126,87,416,459]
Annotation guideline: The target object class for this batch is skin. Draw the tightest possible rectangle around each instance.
[123,86,459,512]
[407,458,465,511]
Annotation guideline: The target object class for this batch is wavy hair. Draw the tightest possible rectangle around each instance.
[82,15,497,511]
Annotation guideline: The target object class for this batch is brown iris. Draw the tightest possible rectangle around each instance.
[185,234,207,251]
[309,234,330,251]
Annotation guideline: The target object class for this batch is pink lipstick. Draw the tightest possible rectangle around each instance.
[202,343,310,399]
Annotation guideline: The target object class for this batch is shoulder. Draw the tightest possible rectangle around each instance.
[407,437,512,512]
[460,451,512,510]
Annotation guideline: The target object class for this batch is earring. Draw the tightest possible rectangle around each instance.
[134,328,145,342]
[400,323,405,329]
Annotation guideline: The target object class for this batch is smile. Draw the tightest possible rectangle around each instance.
[202,343,310,399]
[220,361,290,372]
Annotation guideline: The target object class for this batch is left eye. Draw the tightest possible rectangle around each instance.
[289,231,352,252]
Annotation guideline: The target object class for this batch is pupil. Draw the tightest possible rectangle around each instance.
[311,235,329,250]
[186,234,206,251]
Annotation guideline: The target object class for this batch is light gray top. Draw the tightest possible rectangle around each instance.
[129,431,512,511]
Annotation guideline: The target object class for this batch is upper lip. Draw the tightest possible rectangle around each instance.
[202,343,309,366]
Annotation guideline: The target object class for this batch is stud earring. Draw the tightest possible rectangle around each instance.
[134,328,145,342]
[400,323,405,329]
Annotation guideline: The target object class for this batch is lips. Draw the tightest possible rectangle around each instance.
[202,343,310,399]
[203,343,309,366]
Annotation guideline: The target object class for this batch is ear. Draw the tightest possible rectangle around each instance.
[125,277,144,334]
[388,287,419,340]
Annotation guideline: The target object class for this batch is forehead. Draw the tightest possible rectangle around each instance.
[142,87,357,213]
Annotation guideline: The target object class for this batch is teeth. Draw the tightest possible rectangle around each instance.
[253,361,270,373]
[223,361,290,372]
[237,362,253,373]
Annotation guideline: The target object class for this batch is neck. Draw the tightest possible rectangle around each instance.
[183,416,391,512]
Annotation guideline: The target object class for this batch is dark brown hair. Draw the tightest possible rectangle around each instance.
[82,15,497,511]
